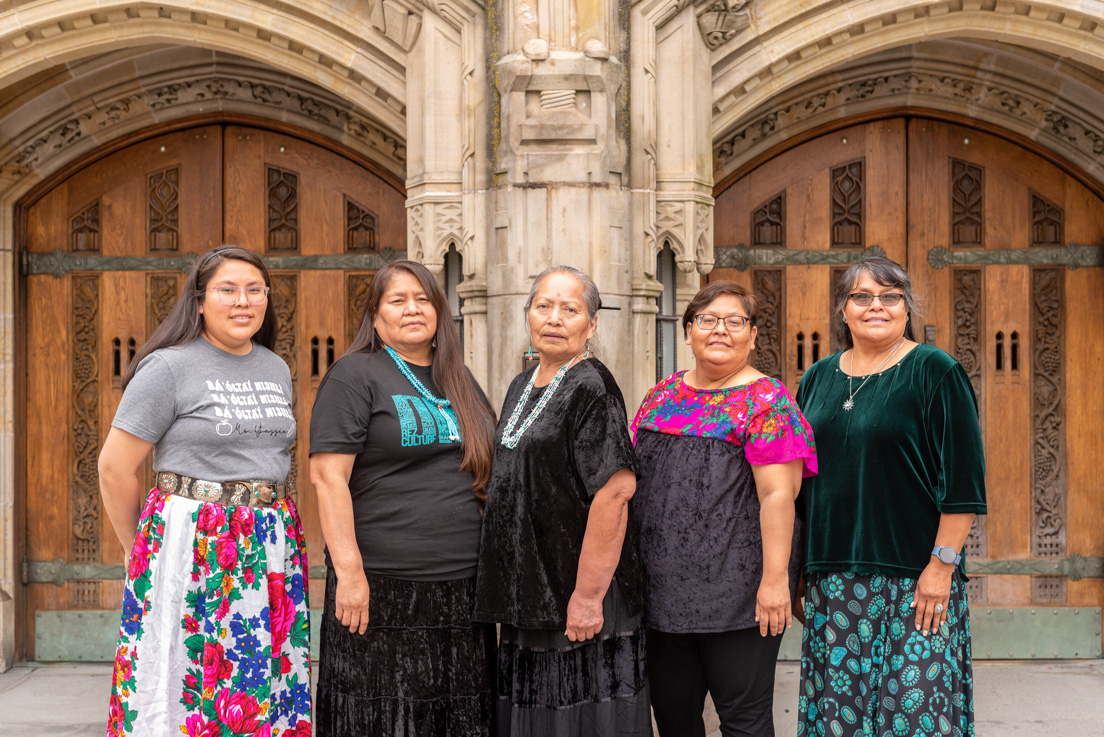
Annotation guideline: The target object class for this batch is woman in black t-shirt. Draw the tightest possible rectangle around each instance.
[309,260,497,737]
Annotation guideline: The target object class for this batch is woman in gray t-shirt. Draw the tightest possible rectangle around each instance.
[98,246,311,736]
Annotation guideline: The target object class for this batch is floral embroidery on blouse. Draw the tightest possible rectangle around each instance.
[631,372,818,476]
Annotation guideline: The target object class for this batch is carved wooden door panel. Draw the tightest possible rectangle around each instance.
[22,124,405,660]
[711,116,1104,658]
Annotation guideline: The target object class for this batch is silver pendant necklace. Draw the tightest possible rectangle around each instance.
[843,337,905,411]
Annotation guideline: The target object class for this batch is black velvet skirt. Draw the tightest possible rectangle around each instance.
[316,568,496,737]
[496,581,653,737]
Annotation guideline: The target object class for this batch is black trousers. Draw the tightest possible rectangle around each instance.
[646,627,783,737]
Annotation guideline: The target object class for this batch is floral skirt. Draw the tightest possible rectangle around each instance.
[315,568,496,737]
[107,489,312,737]
[797,572,974,737]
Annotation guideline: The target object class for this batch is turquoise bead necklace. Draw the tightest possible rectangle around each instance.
[500,349,589,449]
[384,345,461,442]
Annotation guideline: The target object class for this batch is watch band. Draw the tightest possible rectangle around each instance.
[931,545,961,566]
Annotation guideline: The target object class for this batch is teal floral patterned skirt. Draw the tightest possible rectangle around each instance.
[798,572,974,737]
[107,489,312,736]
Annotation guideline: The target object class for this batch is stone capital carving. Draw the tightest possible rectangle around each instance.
[406,195,465,273]
[695,0,750,51]
[655,196,714,274]
[371,0,424,51]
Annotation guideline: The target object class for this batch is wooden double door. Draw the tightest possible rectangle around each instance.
[713,117,1104,655]
[21,123,405,659]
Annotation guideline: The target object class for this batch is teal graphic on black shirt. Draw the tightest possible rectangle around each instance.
[392,394,461,446]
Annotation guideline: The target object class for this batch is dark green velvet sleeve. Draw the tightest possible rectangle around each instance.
[798,345,987,578]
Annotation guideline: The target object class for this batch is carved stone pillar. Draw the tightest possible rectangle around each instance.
[405,1,491,388]
[629,0,716,404]
[485,0,633,409]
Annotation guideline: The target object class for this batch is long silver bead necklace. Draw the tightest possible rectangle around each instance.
[842,337,905,411]
[500,350,589,449]
[384,346,461,442]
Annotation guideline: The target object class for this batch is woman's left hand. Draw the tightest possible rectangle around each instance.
[756,575,792,637]
[913,559,955,635]
[565,590,604,642]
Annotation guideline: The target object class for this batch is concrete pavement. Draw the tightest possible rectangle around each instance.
[0,660,1100,736]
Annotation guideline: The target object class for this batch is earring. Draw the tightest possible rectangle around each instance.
[525,343,535,359]
[841,316,847,323]
[432,338,438,350]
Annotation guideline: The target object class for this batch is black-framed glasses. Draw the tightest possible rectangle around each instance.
[848,292,905,307]
[694,313,750,332]
[207,285,270,306]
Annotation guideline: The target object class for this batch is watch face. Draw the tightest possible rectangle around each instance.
[937,547,957,564]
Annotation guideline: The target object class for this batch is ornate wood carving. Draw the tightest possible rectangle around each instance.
[345,197,379,252]
[1031,193,1064,248]
[1031,267,1066,558]
[829,267,849,354]
[1031,576,1066,604]
[266,166,300,253]
[346,272,375,349]
[751,192,785,249]
[70,275,100,608]
[830,160,864,248]
[69,201,101,253]
[965,578,987,605]
[148,166,180,252]
[270,274,298,490]
[751,269,783,381]
[951,159,984,248]
[952,268,987,570]
[146,274,178,334]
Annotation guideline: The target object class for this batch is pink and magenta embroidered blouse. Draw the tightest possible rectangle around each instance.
[630,372,817,632]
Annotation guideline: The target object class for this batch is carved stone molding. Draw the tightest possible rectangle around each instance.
[2,66,406,186]
[406,197,464,273]
[372,0,424,51]
[714,59,1104,186]
[696,0,749,51]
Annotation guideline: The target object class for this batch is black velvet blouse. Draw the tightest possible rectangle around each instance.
[474,358,643,629]
[796,344,988,578]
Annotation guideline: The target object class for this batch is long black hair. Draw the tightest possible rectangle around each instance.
[122,245,275,388]
[344,260,496,500]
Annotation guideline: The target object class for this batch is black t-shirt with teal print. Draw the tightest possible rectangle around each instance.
[309,349,484,581]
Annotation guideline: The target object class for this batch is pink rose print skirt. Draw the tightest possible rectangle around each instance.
[107,490,312,737]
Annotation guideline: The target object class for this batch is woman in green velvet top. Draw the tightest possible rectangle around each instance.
[795,254,987,737]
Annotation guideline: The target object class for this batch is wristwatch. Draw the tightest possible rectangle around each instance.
[931,545,961,566]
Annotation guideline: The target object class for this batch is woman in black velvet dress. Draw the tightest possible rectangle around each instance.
[475,266,651,736]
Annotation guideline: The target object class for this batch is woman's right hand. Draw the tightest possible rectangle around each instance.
[336,569,371,634]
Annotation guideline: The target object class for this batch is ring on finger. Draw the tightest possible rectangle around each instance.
[935,603,944,613]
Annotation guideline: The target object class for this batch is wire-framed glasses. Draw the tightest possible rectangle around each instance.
[207,285,270,306]
[848,292,904,307]
[694,313,750,332]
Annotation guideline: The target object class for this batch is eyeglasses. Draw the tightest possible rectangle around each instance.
[694,313,751,332]
[207,285,270,306]
[848,292,905,307]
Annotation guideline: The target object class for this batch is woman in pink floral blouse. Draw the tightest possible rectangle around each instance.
[98,246,311,737]
[631,281,817,737]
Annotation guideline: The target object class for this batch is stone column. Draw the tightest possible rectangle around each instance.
[405,0,491,388]
[629,0,716,404]
[485,0,632,409]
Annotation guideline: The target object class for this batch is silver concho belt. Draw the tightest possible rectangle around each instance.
[154,471,290,507]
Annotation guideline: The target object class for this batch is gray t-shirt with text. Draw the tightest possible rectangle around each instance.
[112,337,296,482]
